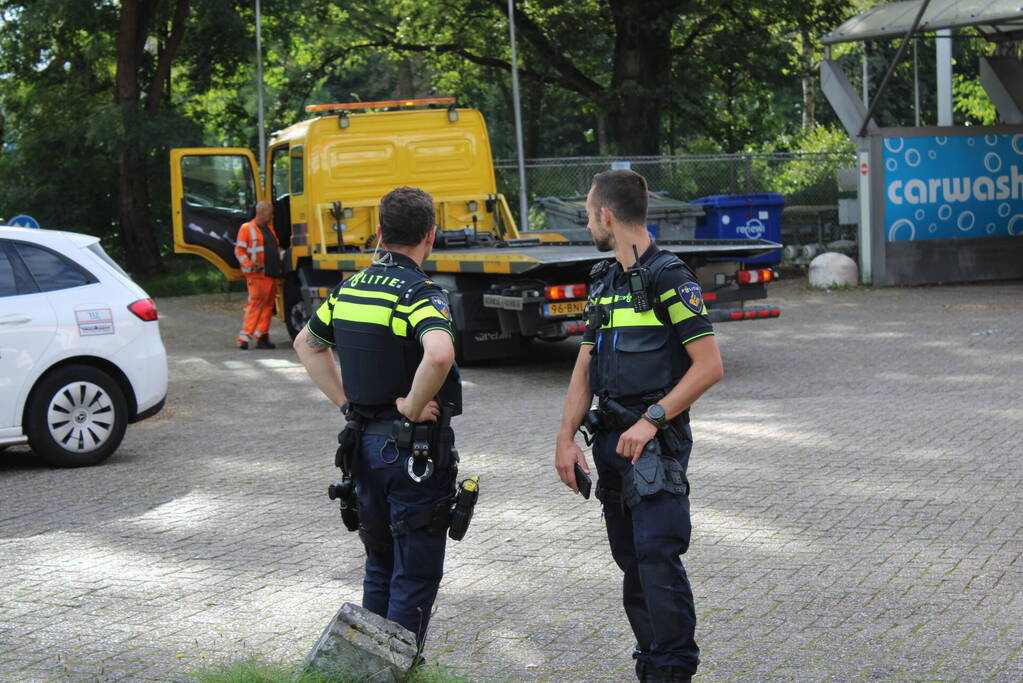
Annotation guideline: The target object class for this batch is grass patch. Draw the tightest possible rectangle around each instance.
[191,657,473,683]
[137,259,245,298]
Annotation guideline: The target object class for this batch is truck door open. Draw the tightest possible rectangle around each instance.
[169,148,262,280]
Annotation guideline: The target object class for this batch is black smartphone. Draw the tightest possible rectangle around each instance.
[573,463,592,499]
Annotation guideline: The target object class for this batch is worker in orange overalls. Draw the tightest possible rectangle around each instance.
[234,201,283,349]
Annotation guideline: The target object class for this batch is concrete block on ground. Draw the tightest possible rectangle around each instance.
[303,602,418,682]
[809,252,859,288]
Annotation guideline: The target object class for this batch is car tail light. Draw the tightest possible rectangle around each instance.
[736,268,776,285]
[545,283,587,300]
[128,298,158,321]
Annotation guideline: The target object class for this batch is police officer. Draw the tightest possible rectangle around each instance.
[294,186,461,645]
[555,170,723,682]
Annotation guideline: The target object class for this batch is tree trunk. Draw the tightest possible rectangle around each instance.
[115,0,164,277]
[800,26,816,130]
[606,0,682,154]
[396,58,415,99]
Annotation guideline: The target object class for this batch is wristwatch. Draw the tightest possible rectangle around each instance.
[643,404,668,430]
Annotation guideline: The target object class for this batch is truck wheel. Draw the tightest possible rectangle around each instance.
[25,365,128,467]
[284,275,309,340]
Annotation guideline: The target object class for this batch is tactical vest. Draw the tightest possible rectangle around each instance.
[586,250,689,401]
[333,257,462,414]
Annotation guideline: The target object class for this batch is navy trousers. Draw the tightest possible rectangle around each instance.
[355,433,450,643]
[593,423,700,674]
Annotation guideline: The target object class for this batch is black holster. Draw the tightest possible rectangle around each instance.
[392,403,457,472]
[587,398,690,509]
[331,413,365,532]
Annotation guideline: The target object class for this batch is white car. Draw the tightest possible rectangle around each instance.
[0,226,168,466]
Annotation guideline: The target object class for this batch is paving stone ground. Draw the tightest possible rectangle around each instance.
[1,278,1021,682]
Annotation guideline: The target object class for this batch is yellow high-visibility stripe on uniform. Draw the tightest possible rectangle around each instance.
[315,295,336,324]
[339,287,400,303]
[658,288,708,323]
[333,300,392,327]
[607,307,661,328]
[408,305,447,328]
[666,301,707,324]
[396,299,431,314]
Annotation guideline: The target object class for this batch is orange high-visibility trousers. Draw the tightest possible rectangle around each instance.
[236,275,276,342]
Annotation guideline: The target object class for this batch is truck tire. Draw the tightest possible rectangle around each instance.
[25,365,128,467]
[284,274,310,340]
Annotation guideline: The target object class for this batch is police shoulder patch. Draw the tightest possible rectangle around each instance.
[676,282,705,314]
[430,295,452,321]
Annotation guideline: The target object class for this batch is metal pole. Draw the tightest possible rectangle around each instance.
[913,39,921,127]
[936,28,953,125]
[507,0,529,232]
[255,0,266,175]
[857,0,933,137]
[862,43,869,106]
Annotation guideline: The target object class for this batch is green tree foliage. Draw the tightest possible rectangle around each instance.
[0,0,1011,270]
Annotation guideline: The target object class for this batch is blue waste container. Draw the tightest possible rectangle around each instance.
[690,193,784,264]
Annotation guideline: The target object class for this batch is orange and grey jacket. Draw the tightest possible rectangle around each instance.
[235,220,282,277]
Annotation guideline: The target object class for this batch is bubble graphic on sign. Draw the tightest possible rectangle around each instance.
[905,149,921,167]
[929,223,937,233]
[936,136,948,145]
[987,223,997,234]
[1013,134,1023,156]
[888,218,915,241]
[985,135,1000,146]
[886,158,898,172]
[884,137,904,153]
[957,211,975,232]
[999,203,1011,218]
[967,138,976,147]
[1009,215,1023,236]
[984,152,1002,173]
[721,215,731,225]
[938,204,952,221]
[915,209,925,220]
[928,150,937,160]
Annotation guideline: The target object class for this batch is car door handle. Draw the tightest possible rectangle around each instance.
[0,315,32,325]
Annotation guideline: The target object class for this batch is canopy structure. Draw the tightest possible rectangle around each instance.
[822,0,1023,44]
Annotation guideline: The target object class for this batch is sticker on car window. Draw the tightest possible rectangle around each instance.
[76,308,114,336]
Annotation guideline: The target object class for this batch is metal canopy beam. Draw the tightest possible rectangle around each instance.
[823,0,1023,45]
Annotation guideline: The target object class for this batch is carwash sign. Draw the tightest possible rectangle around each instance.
[884,133,1023,241]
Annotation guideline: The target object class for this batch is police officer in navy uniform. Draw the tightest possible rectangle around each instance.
[555,170,724,682]
[294,186,461,645]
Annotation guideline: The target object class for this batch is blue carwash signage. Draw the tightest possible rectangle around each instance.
[883,133,1023,241]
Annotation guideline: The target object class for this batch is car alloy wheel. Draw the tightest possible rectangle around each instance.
[46,380,116,453]
[25,365,128,467]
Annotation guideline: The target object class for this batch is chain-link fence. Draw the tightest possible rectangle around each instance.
[495,152,858,246]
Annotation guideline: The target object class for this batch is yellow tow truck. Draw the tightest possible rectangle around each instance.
[170,98,779,362]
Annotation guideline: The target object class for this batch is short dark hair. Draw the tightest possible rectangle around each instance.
[380,186,435,246]
[591,169,648,225]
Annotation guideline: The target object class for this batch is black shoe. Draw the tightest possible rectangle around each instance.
[255,336,276,349]
[237,341,249,350]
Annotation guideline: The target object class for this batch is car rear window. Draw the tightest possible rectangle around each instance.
[86,243,129,278]
[14,242,96,292]
[0,246,15,297]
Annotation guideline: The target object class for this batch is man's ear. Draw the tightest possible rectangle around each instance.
[600,205,614,227]
[425,224,437,247]
[375,225,383,243]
